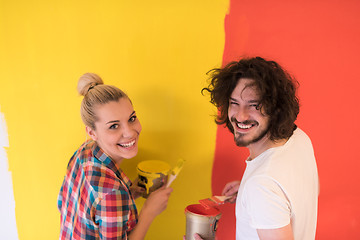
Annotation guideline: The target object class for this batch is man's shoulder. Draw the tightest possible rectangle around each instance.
[291,128,313,147]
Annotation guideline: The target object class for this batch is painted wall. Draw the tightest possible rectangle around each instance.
[1,0,359,239]
[0,1,227,239]
[213,1,360,239]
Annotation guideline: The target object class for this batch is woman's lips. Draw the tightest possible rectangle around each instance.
[118,139,136,148]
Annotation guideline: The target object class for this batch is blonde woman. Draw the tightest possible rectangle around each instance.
[58,73,172,239]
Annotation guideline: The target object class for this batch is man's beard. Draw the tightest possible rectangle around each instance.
[233,121,270,147]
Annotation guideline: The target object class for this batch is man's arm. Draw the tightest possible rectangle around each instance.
[257,223,294,240]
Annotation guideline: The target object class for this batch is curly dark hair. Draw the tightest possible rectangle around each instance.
[202,57,300,141]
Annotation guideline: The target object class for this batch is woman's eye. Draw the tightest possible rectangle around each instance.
[109,124,118,129]
[129,115,137,122]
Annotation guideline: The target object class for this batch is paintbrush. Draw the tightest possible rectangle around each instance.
[166,158,185,187]
[199,195,232,209]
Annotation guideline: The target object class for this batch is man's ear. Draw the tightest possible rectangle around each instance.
[86,126,97,141]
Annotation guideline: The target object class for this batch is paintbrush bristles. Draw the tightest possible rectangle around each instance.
[199,195,232,209]
[199,198,218,209]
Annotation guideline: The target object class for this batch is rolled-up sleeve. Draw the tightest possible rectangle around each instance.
[95,189,132,239]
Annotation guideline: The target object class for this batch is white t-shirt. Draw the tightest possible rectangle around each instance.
[236,128,319,240]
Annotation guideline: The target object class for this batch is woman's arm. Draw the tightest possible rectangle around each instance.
[128,187,173,240]
[96,186,172,240]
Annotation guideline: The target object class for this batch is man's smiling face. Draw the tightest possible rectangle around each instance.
[228,78,270,148]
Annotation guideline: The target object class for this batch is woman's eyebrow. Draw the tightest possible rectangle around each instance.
[129,111,136,117]
[105,111,136,125]
[106,120,119,124]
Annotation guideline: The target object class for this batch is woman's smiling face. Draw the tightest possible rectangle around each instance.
[87,98,142,163]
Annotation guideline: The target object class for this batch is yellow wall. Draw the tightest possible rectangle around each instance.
[0,0,228,239]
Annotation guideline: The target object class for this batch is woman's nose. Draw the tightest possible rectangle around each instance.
[121,124,134,138]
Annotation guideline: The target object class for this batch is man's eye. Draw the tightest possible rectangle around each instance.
[230,101,238,105]
[129,116,137,122]
[109,124,118,129]
[250,104,261,110]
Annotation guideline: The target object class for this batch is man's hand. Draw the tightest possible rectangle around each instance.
[183,233,204,240]
[194,233,204,240]
[222,180,241,203]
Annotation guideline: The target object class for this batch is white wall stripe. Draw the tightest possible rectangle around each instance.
[0,107,19,240]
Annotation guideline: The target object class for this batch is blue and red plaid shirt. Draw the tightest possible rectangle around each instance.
[58,140,138,239]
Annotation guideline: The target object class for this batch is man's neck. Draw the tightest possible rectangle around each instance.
[247,136,288,160]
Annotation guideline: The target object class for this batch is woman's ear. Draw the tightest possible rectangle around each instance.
[86,126,97,141]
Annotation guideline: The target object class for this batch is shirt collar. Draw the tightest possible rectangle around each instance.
[90,140,133,188]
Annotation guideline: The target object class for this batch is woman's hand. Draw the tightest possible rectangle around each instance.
[222,180,241,203]
[128,186,173,240]
[141,186,173,219]
[130,178,146,199]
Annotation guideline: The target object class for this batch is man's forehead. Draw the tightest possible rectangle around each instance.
[232,78,260,98]
[238,77,257,87]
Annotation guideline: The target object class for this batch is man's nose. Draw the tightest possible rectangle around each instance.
[234,108,249,122]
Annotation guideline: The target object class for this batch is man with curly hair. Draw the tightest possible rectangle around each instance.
[202,57,319,240]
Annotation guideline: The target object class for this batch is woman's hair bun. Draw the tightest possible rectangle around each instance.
[77,73,104,96]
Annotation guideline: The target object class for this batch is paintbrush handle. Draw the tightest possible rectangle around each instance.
[166,174,176,187]
[214,195,233,202]
[166,158,185,187]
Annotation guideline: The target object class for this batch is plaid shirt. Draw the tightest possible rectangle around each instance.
[58,140,138,239]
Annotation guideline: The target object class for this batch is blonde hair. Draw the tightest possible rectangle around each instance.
[77,73,129,129]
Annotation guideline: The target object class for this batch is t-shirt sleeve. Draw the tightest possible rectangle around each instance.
[243,176,291,229]
[95,189,132,240]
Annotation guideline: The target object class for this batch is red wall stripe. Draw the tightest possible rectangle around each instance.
[213,1,360,239]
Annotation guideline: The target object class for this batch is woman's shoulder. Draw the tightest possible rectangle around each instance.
[72,140,129,193]
[83,159,127,193]
[70,139,96,160]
